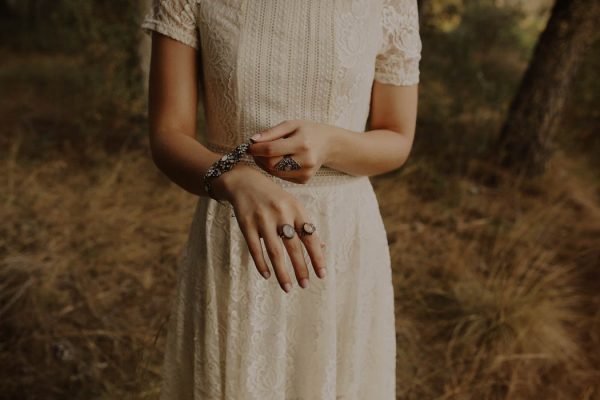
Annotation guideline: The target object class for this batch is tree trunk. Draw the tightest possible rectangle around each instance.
[496,0,600,176]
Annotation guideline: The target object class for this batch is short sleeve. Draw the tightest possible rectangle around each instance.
[374,0,422,86]
[140,0,200,50]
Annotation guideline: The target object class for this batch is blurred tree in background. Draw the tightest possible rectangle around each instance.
[411,0,543,191]
[496,0,600,177]
[412,0,598,189]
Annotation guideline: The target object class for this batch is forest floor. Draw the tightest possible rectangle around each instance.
[1,49,599,400]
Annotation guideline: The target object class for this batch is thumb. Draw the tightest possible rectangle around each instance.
[250,120,299,142]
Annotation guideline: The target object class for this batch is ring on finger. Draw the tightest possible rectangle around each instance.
[275,155,302,171]
[279,223,296,239]
[297,222,316,237]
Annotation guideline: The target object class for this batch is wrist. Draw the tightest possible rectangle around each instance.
[324,126,350,167]
[203,141,253,203]
[209,163,257,203]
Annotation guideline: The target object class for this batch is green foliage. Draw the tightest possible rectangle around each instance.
[0,0,146,125]
[414,0,542,172]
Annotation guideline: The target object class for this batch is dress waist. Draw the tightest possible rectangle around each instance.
[205,141,363,188]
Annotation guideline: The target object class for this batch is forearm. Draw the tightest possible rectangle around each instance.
[149,132,224,198]
[324,126,414,177]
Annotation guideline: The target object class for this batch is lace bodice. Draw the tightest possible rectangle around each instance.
[141,0,421,177]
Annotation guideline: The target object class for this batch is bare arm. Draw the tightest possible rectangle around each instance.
[147,31,235,198]
[146,31,326,292]
[248,0,421,181]
[248,81,419,179]
[324,81,419,176]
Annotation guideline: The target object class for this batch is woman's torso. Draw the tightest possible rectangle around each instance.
[196,0,386,156]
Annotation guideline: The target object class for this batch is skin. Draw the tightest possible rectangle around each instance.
[147,32,419,294]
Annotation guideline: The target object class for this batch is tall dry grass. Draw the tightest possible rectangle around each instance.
[2,116,599,399]
[374,155,600,399]
[1,128,195,399]
[1,1,599,397]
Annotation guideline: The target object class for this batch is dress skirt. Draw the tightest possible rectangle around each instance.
[159,173,396,400]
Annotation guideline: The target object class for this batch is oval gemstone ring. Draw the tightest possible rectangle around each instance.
[280,223,296,239]
[299,222,316,237]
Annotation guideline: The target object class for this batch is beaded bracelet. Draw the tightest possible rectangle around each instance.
[203,140,252,204]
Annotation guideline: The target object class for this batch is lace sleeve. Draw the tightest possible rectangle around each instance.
[374,0,422,86]
[141,0,200,50]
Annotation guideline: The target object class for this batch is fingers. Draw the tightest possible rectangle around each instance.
[296,220,327,279]
[253,154,311,184]
[233,188,326,295]
[261,228,294,293]
[252,155,274,175]
[252,120,299,142]
[248,133,303,158]
[238,219,271,280]
[293,206,327,278]
[280,228,310,289]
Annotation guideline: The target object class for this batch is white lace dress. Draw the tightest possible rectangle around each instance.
[141,0,421,399]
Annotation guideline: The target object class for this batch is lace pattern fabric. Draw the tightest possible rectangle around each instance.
[375,0,422,85]
[141,0,200,50]
[141,0,421,398]
[164,177,395,399]
[141,0,422,148]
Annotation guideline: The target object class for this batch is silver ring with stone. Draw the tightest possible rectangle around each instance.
[275,155,301,171]
[279,223,296,239]
[298,222,316,237]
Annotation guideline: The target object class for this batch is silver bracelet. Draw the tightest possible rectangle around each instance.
[203,140,252,203]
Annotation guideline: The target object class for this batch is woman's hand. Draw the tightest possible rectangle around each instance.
[211,164,327,293]
[247,120,337,184]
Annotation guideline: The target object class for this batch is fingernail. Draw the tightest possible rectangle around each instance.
[251,133,261,140]
[317,268,327,278]
[261,270,270,280]
[283,283,292,293]
[299,278,309,289]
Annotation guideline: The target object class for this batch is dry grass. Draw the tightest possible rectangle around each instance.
[373,154,600,399]
[1,128,195,399]
[1,53,599,400]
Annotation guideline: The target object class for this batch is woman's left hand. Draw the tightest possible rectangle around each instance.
[247,120,335,184]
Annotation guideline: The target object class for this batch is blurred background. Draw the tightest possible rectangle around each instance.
[0,0,598,399]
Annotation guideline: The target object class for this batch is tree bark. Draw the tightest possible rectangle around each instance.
[496,0,600,176]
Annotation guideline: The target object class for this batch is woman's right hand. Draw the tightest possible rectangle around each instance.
[211,164,327,293]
